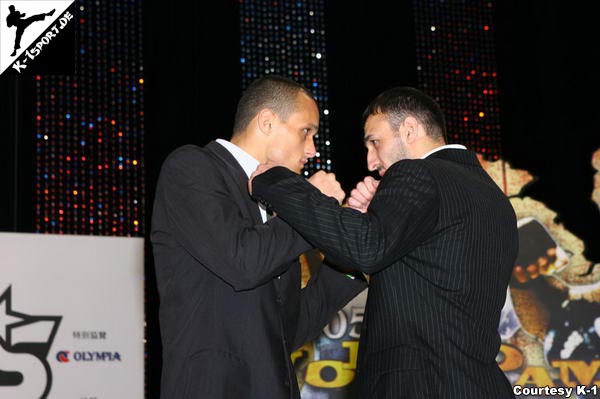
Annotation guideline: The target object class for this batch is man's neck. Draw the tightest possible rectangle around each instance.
[420,143,467,159]
[413,140,446,159]
[230,133,266,164]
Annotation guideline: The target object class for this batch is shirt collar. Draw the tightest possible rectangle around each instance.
[216,139,259,178]
[421,144,467,159]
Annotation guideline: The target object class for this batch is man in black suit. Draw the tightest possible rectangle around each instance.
[250,87,519,398]
[151,75,366,398]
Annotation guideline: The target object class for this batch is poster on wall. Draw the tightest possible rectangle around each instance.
[0,233,144,399]
[294,151,600,399]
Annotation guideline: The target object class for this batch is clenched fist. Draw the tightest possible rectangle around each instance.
[248,162,278,195]
[346,176,380,213]
[308,171,345,204]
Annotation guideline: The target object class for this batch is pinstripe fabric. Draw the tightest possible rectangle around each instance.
[253,149,518,399]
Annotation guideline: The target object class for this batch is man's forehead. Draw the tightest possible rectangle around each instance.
[364,113,387,133]
[287,110,319,129]
[295,91,317,108]
[292,97,319,122]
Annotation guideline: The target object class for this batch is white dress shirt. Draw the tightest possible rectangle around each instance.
[216,139,268,223]
[421,144,467,159]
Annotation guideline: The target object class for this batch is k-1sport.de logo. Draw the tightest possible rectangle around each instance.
[0,1,75,76]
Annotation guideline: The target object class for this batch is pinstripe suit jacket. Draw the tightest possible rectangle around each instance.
[252,149,518,399]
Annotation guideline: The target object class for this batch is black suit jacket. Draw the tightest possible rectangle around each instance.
[253,149,519,399]
[151,141,366,399]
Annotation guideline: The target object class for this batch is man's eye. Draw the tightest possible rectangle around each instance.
[371,140,379,146]
[303,128,310,135]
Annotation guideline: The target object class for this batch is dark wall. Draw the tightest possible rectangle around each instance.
[0,77,35,233]
[143,2,240,397]
[324,1,417,191]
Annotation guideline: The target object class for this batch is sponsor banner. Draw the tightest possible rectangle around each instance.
[0,233,144,399]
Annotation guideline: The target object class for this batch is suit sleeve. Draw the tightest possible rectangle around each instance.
[292,263,367,350]
[252,160,439,274]
[154,146,311,291]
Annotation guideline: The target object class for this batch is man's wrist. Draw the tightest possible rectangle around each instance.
[252,166,298,203]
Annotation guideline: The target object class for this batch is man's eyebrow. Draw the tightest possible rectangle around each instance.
[363,134,373,142]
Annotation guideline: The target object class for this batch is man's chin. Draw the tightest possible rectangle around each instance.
[285,165,301,174]
[293,162,306,174]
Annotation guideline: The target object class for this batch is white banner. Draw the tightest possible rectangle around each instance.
[0,233,144,399]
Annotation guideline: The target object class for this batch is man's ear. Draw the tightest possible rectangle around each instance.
[403,116,421,144]
[256,109,276,135]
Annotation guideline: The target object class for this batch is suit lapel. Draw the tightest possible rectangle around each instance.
[206,142,288,299]
[205,141,264,225]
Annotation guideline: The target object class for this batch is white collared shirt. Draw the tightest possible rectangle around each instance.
[421,144,467,159]
[216,139,268,223]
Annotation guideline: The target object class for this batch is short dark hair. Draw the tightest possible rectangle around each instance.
[232,75,315,135]
[362,87,447,142]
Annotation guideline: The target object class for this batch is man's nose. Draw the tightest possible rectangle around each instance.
[305,136,317,158]
[367,149,379,172]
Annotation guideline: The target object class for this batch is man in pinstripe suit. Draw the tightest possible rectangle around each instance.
[250,87,518,398]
